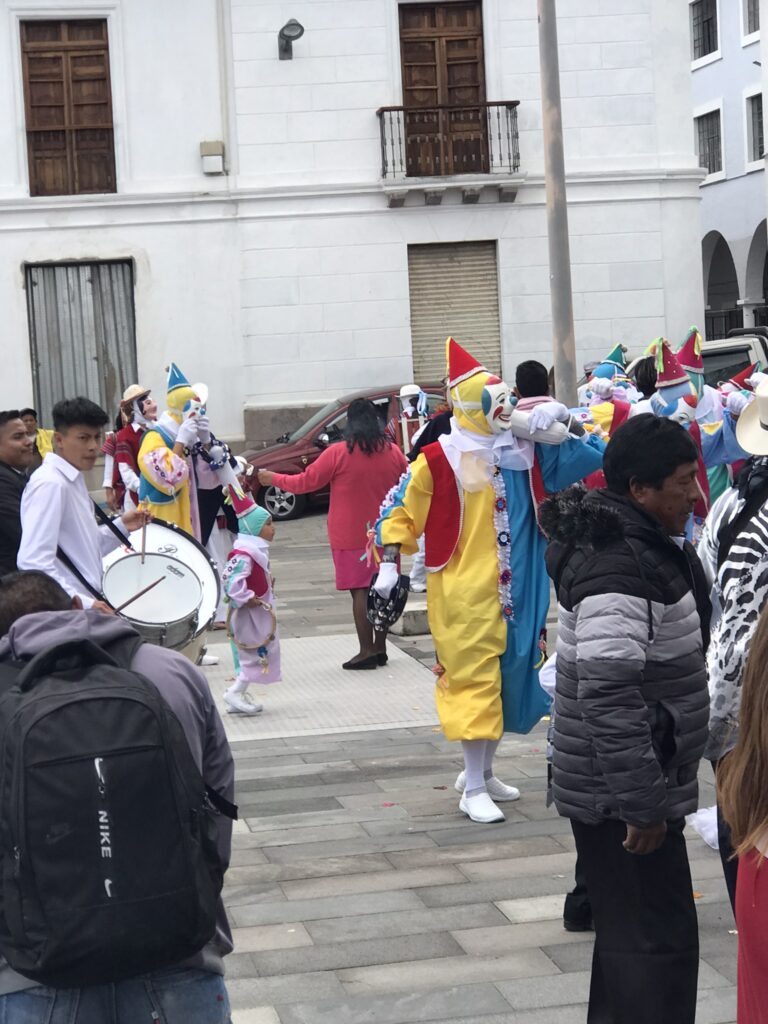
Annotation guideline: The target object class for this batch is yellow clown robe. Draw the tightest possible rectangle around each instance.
[138,363,197,534]
[377,340,604,742]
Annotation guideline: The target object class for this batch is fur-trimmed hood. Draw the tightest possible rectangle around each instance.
[539,485,627,550]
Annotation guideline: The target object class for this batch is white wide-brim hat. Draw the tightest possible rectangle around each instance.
[736,379,768,455]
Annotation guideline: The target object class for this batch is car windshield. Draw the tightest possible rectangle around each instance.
[287,399,343,442]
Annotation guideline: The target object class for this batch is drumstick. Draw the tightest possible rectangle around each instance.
[140,502,148,565]
[114,575,166,614]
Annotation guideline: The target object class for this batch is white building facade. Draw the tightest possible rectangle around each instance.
[690,0,765,338]
[0,0,706,442]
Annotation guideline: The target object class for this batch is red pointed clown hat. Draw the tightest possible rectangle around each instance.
[648,338,691,389]
[676,327,704,375]
[727,361,761,391]
[446,336,488,389]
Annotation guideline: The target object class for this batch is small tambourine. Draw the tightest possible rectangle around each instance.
[225,601,277,652]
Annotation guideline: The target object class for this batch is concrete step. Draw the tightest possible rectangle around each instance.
[392,595,429,636]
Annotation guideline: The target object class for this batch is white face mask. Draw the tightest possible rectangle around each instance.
[483,381,514,434]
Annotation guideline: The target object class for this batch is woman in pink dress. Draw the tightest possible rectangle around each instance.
[258,399,407,669]
[719,604,768,1023]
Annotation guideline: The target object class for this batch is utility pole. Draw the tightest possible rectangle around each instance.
[537,0,577,406]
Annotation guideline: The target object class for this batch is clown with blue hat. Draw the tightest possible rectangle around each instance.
[221,484,281,715]
[138,363,207,534]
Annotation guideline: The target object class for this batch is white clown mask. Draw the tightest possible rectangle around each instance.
[481,378,514,434]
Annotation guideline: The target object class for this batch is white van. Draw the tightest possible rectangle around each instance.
[702,328,768,388]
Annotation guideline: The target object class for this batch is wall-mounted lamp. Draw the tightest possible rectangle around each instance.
[278,19,304,60]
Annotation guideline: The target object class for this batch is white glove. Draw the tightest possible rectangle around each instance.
[176,417,199,448]
[726,391,752,417]
[373,561,399,599]
[590,378,614,400]
[747,372,768,390]
[196,413,211,445]
[528,402,569,434]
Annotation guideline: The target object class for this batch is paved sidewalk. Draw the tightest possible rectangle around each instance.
[207,511,737,1024]
[222,726,737,1024]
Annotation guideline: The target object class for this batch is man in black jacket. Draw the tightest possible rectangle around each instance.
[0,410,34,575]
[541,414,710,1024]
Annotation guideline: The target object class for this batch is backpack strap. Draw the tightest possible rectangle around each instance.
[0,658,26,698]
[103,630,239,821]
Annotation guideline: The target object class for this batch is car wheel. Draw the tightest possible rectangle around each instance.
[260,486,307,521]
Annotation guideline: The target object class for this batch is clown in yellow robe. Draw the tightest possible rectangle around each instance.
[378,436,603,742]
[138,422,193,533]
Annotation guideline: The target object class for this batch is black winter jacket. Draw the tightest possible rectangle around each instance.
[542,487,710,828]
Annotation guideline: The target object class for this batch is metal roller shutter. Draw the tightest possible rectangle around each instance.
[407,241,501,381]
[25,260,137,424]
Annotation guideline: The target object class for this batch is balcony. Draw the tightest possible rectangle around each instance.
[376,100,524,208]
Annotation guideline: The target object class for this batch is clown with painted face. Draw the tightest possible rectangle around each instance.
[644,339,748,534]
[138,362,205,534]
[375,338,605,824]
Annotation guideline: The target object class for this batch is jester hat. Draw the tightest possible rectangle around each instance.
[166,362,197,414]
[227,484,272,537]
[677,327,704,375]
[590,343,628,381]
[446,336,501,437]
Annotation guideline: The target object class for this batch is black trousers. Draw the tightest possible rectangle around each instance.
[571,818,699,1024]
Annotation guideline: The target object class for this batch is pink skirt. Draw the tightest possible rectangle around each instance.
[332,547,379,591]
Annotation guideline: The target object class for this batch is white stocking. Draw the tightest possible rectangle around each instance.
[461,740,487,795]
[484,738,501,781]
[227,676,249,694]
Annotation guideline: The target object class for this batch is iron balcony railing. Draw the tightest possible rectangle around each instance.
[376,100,520,180]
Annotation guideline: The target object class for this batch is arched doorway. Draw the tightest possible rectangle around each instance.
[746,221,768,327]
[703,231,742,339]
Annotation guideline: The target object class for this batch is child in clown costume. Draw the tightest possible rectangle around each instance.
[375,338,605,824]
[221,486,281,716]
[138,363,207,535]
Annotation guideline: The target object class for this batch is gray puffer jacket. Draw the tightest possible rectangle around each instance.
[541,487,711,828]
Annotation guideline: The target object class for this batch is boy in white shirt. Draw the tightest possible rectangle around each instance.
[17,397,149,611]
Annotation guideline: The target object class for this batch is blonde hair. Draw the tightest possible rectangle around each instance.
[718,602,768,857]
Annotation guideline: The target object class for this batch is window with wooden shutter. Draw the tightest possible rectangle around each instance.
[21,20,116,197]
[399,3,488,176]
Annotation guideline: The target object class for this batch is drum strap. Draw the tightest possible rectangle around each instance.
[56,546,107,605]
[92,501,135,551]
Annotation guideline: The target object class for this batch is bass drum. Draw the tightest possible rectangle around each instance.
[103,521,221,660]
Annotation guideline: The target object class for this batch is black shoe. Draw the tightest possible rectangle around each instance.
[342,656,378,670]
[563,917,594,933]
[377,653,388,666]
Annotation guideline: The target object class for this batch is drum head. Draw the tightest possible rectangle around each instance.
[103,520,221,634]
[103,553,202,625]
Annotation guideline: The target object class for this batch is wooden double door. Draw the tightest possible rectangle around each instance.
[399,2,488,177]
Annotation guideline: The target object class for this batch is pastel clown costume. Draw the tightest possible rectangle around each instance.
[221,487,281,716]
[376,338,604,823]
[138,363,199,535]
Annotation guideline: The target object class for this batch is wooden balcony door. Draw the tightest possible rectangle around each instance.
[399,2,488,177]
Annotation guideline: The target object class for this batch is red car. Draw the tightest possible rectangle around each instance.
[244,385,444,520]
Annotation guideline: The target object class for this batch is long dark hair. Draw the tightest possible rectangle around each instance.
[344,398,387,455]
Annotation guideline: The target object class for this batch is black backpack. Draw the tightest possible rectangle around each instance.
[0,638,236,987]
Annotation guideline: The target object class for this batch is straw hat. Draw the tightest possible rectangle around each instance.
[121,383,150,407]
[736,380,768,455]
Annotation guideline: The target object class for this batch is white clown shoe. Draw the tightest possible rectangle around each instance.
[459,791,505,824]
[224,690,263,715]
[455,770,521,803]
